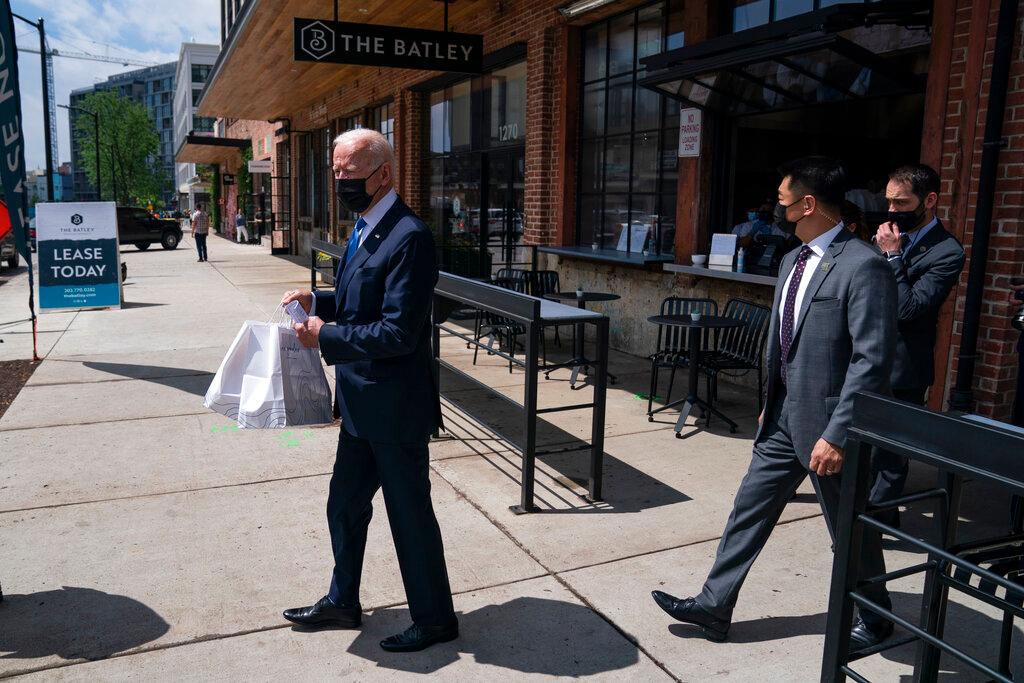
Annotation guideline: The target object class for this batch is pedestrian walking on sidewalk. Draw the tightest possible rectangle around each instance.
[281,128,456,653]
[191,205,209,262]
[235,208,250,244]
[652,156,898,654]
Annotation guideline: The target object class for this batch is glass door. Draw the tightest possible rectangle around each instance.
[484,148,525,274]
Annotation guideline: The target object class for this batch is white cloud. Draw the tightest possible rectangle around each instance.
[13,0,220,171]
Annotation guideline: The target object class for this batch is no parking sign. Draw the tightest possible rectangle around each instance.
[36,202,121,311]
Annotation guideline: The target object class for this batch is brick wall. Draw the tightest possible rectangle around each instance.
[937,0,1024,418]
[230,0,578,249]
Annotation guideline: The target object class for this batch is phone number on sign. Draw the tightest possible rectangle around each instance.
[62,286,96,305]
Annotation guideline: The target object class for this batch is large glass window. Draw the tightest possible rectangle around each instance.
[191,64,212,83]
[577,2,682,254]
[367,102,394,147]
[192,115,215,133]
[425,60,527,275]
[731,0,869,31]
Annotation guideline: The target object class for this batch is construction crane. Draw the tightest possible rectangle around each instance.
[18,44,160,195]
[19,46,159,67]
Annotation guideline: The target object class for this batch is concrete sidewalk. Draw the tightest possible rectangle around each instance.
[0,233,1019,680]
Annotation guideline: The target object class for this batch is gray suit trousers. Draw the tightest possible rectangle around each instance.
[698,390,892,626]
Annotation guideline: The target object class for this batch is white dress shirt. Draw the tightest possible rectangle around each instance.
[778,223,846,340]
[354,188,399,247]
[310,189,399,316]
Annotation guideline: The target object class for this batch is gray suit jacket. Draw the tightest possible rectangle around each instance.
[755,229,897,465]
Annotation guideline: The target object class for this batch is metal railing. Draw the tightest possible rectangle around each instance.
[821,392,1024,682]
[432,272,608,513]
[310,238,345,291]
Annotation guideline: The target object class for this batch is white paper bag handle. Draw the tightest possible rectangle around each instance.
[267,305,290,326]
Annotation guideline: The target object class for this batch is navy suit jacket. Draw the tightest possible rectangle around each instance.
[313,197,441,444]
[882,220,965,391]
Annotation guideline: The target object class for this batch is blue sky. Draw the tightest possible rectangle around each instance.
[13,0,220,171]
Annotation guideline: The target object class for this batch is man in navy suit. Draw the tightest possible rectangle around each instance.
[280,128,457,653]
[871,164,965,524]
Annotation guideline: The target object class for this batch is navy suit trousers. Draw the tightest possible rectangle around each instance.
[326,426,455,627]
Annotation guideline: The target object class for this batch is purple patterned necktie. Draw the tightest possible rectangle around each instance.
[780,246,814,385]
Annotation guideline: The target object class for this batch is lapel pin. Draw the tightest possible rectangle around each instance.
[919,246,926,253]
[820,262,832,273]
[373,233,380,239]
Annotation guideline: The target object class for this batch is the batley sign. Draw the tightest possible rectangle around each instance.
[294,18,482,73]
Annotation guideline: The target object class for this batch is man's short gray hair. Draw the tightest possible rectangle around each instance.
[333,128,395,169]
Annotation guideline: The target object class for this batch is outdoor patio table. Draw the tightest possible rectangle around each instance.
[646,314,745,436]
[542,291,621,389]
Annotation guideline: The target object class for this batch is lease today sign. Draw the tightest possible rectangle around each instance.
[37,202,121,310]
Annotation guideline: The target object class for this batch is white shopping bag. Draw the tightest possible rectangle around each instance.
[204,318,333,428]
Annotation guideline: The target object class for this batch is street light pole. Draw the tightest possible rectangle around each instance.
[57,104,101,199]
[13,14,54,202]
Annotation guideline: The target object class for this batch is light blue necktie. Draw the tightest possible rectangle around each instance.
[345,217,366,264]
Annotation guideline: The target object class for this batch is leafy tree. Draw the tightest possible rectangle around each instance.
[72,90,165,207]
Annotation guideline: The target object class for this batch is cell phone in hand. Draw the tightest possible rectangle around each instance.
[285,299,309,324]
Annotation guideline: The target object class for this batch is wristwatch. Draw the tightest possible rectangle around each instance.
[885,249,903,261]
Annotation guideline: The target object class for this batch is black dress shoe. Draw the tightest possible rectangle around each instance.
[380,621,459,652]
[849,616,893,653]
[283,596,361,629]
[651,590,730,642]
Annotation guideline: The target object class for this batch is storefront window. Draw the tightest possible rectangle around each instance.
[577,1,682,254]
[368,102,394,147]
[426,59,527,276]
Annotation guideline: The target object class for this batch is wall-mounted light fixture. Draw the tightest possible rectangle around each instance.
[558,0,617,19]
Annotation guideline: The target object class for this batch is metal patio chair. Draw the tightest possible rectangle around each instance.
[700,298,772,420]
[646,297,717,418]
[473,268,530,372]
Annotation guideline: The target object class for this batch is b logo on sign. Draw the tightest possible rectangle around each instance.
[71,213,84,225]
[300,21,335,60]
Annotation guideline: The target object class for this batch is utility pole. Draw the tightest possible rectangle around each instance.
[57,104,100,199]
[13,14,55,201]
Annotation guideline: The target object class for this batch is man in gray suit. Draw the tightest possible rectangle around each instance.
[652,157,897,651]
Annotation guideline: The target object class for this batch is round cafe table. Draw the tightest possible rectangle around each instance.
[647,314,745,435]
[543,291,620,389]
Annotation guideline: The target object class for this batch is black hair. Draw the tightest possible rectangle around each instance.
[889,163,940,202]
[777,156,847,208]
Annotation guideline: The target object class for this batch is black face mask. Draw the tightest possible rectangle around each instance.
[335,163,384,214]
[774,199,804,235]
[888,202,925,233]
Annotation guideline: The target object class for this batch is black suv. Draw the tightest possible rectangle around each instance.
[118,207,182,250]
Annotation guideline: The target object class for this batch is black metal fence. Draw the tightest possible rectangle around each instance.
[432,272,608,513]
[822,392,1024,682]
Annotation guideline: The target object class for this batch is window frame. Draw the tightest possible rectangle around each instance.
[575,1,679,254]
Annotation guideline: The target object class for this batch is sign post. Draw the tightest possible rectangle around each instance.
[294,18,483,73]
[678,107,703,158]
[36,202,122,311]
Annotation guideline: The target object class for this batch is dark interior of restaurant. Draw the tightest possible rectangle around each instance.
[726,91,926,232]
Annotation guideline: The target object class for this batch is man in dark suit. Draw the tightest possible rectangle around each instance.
[872,164,965,518]
[280,128,457,653]
[652,157,898,651]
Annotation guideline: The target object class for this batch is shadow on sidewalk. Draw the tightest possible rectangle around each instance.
[341,596,641,675]
[439,364,690,514]
[81,361,211,396]
[0,586,169,660]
